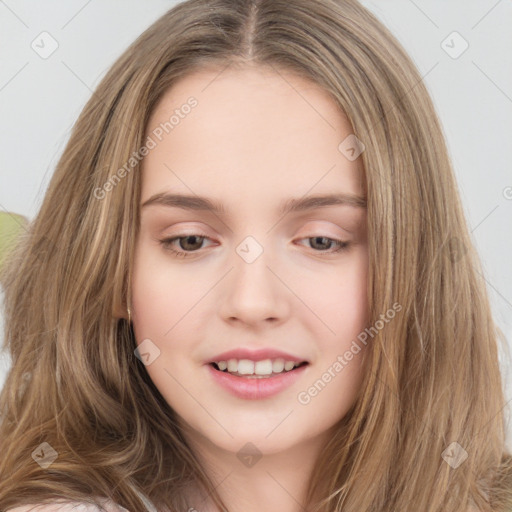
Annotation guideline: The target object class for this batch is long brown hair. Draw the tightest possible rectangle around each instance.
[1,0,511,511]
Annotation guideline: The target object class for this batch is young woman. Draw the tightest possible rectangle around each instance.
[1,0,510,511]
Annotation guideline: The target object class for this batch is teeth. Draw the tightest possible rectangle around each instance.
[272,358,285,373]
[214,358,304,376]
[238,359,254,375]
[284,361,295,371]
[255,359,273,375]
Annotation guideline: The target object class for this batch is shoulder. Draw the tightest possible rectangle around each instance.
[5,499,129,512]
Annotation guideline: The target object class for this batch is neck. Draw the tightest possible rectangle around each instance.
[180,424,336,512]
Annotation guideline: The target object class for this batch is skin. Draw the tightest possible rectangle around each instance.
[130,64,369,512]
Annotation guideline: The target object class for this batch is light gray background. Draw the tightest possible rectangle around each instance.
[1,1,511,446]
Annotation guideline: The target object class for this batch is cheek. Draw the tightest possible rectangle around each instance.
[297,270,369,421]
[131,259,169,341]
[130,243,194,339]
[301,250,369,339]
[130,247,195,408]
[130,243,208,396]
[300,250,369,402]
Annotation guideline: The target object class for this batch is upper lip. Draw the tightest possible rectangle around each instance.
[206,348,309,364]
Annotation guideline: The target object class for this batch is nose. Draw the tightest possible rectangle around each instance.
[218,248,291,327]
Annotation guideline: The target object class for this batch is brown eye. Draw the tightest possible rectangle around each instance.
[159,234,213,258]
[175,235,205,251]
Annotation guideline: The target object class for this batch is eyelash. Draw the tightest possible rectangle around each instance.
[158,234,351,258]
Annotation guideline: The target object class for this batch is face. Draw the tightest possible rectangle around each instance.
[131,65,369,457]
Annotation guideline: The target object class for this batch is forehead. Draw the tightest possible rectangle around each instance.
[142,65,365,208]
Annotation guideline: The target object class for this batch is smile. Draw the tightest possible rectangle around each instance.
[207,360,310,399]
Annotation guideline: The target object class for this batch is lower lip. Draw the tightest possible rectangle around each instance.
[206,363,309,400]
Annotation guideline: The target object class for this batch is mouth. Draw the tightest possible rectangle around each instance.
[206,358,310,399]
[209,361,309,379]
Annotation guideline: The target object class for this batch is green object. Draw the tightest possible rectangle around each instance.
[0,212,28,271]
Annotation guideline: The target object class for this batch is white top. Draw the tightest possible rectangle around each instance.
[6,499,128,512]
[6,489,160,512]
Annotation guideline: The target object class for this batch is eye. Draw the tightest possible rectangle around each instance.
[158,234,214,258]
[158,233,351,259]
[296,236,351,256]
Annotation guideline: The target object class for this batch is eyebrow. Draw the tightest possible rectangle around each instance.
[141,192,367,215]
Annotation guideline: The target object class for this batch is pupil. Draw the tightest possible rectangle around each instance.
[180,235,203,251]
[311,236,330,250]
